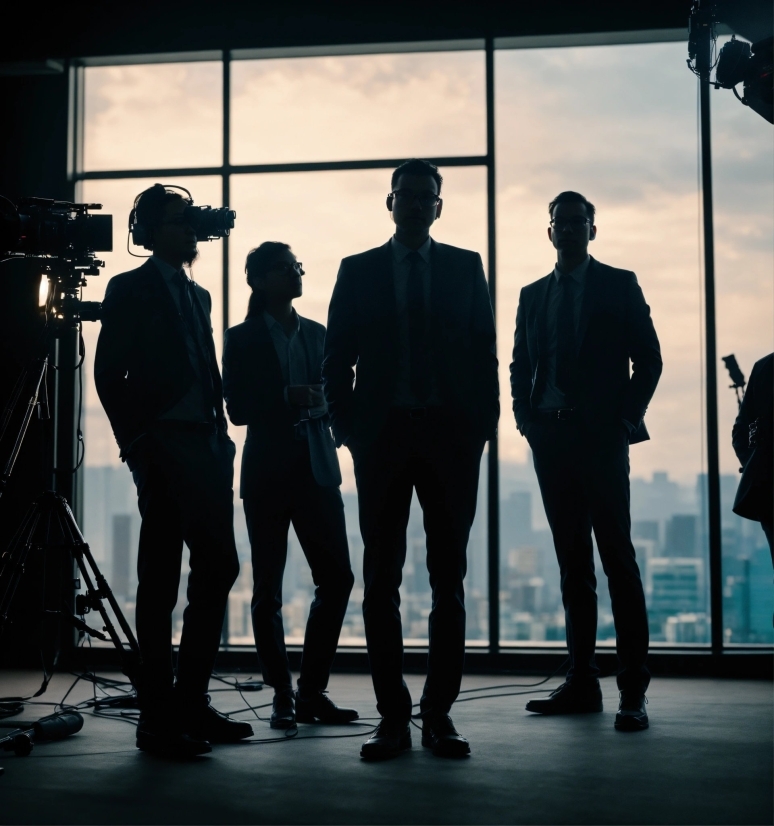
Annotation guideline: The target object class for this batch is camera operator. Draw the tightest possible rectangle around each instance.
[94,184,251,758]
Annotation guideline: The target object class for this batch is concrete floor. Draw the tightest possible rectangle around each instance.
[0,670,771,825]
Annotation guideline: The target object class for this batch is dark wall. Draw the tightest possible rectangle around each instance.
[4,1,691,62]
[0,73,72,667]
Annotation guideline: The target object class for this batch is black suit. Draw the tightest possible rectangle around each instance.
[222,315,354,695]
[732,353,773,557]
[323,238,498,721]
[95,259,239,711]
[510,257,662,692]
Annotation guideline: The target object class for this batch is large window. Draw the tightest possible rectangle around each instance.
[74,37,773,656]
[495,42,708,646]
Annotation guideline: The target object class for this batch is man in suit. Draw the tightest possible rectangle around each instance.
[95,184,252,757]
[323,159,499,759]
[222,241,358,729]
[732,353,773,559]
[510,191,662,731]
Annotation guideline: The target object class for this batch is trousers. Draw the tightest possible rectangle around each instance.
[243,442,353,695]
[352,409,485,721]
[128,423,239,710]
[528,419,650,693]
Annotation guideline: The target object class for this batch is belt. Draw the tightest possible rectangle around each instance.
[533,408,578,423]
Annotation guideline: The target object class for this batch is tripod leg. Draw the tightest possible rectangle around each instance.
[52,496,142,683]
[0,358,48,498]
[0,503,44,639]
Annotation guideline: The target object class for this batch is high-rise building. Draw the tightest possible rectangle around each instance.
[665,515,697,557]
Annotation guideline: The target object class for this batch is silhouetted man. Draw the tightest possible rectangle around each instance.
[323,159,499,759]
[222,241,358,728]
[95,184,252,757]
[510,191,661,731]
[732,353,773,559]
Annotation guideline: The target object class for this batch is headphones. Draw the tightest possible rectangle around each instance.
[128,183,194,252]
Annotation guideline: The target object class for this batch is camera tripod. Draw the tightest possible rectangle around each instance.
[0,257,140,692]
[0,490,140,682]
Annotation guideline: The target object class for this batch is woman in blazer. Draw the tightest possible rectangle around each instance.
[222,242,357,729]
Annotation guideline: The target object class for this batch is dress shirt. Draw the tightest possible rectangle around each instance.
[538,255,589,410]
[390,235,440,407]
[263,309,326,431]
[150,255,215,423]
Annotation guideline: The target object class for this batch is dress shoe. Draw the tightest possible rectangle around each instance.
[295,690,359,724]
[360,718,411,760]
[421,713,470,757]
[525,680,604,715]
[136,716,212,758]
[615,692,649,731]
[270,691,296,729]
[187,698,254,743]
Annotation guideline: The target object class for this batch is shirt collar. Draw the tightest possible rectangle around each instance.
[263,308,300,337]
[553,254,590,284]
[150,254,185,283]
[391,235,432,265]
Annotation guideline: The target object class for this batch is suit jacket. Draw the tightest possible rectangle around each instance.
[222,314,341,497]
[322,238,499,447]
[732,353,773,522]
[510,256,662,443]
[94,258,226,457]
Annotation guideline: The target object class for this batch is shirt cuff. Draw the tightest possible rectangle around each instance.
[622,418,637,435]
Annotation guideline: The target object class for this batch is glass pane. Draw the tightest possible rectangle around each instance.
[496,43,708,646]
[83,63,222,172]
[79,176,223,643]
[231,52,485,164]
[226,166,489,644]
[712,43,774,645]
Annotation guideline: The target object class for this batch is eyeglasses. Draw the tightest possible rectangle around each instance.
[390,189,441,208]
[550,217,591,231]
[270,262,304,276]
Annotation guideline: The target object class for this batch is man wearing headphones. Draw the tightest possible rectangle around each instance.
[95,184,252,757]
[323,159,499,760]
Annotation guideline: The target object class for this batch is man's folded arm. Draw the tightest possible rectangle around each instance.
[622,273,662,428]
[322,261,358,445]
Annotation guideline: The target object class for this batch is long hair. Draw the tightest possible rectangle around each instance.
[244,241,291,320]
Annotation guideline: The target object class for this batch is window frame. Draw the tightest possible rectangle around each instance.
[69,34,773,668]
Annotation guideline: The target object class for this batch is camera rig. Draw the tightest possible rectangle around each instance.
[0,194,141,695]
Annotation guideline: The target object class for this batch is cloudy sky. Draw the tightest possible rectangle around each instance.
[80,42,773,495]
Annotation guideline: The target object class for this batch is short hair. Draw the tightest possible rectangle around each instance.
[548,191,596,223]
[391,159,443,194]
[134,183,189,230]
[244,241,292,319]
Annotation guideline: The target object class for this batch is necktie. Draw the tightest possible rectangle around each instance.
[406,250,430,402]
[175,270,197,334]
[555,273,576,401]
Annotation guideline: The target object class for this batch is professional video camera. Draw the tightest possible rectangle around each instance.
[0,195,112,323]
[128,183,235,250]
[0,193,141,693]
[688,0,773,124]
